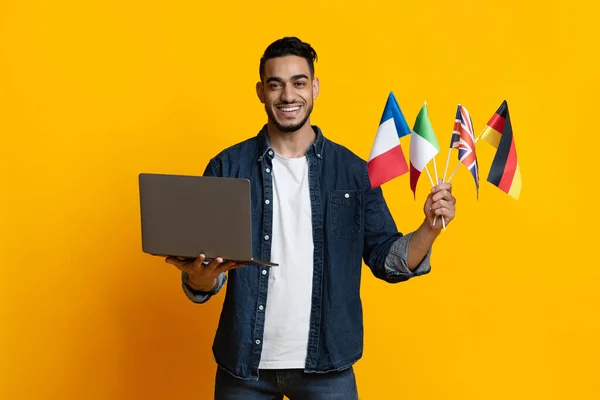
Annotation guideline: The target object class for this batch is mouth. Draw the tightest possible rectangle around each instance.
[275,104,302,118]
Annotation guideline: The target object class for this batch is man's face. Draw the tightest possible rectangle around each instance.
[257,55,320,133]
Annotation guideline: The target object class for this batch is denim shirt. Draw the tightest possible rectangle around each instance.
[181,124,431,380]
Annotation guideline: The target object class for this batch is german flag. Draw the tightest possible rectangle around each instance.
[480,101,522,199]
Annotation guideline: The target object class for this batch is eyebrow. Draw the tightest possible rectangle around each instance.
[266,74,309,84]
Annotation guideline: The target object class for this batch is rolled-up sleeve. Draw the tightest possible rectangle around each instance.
[181,271,227,304]
[383,232,431,281]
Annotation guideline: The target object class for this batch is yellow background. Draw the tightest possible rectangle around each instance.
[1,0,598,399]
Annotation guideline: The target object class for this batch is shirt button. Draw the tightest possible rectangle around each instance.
[256,339,261,345]
[264,235,269,240]
[259,305,264,311]
[266,168,270,173]
[345,193,350,198]
[262,270,267,275]
[268,150,274,156]
[265,199,270,205]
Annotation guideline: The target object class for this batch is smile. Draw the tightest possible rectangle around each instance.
[275,104,303,118]
[278,106,301,112]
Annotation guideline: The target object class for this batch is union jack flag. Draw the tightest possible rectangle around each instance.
[450,104,479,195]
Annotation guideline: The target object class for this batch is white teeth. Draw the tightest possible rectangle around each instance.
[281,106,300,112]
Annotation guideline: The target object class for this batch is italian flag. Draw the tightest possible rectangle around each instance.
[410,103,440,196]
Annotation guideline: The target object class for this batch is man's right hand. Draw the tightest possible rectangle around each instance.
[165,254,244,292]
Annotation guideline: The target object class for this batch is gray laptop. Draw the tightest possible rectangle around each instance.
[138,173,278,267]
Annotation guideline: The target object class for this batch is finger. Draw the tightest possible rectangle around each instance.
[434,206,455,219]
[432,189,455,203]
[431,183,452,194]
[434,207,448,216]
[431,190,452,203]
[206,257,225,271]
[220,263,245,274]
[191,254,207,269]
[214,261,237,275]
[431,190,448,203]
[165,257,186,269]
[430,199,450,211]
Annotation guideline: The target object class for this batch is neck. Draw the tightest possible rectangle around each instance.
[266,120,316,158]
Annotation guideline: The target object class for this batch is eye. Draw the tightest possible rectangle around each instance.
[269,83,281,89]
[295,81,306,87]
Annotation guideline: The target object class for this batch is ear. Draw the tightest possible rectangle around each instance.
[256,81,265,104]
[312,77,320,101]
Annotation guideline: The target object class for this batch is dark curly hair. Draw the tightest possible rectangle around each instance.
[259,36,318,81]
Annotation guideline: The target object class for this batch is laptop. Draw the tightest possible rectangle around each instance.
[138,173,278,267]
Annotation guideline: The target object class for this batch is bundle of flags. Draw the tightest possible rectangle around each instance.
[367,94,522,200]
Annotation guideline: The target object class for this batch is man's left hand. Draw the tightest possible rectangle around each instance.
[424,180,456,230]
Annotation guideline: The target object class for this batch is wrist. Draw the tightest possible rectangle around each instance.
[421,217,441,239]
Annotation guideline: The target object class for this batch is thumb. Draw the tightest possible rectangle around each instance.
[165,257,177,265]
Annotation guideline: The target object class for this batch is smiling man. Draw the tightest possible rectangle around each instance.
[166,36,456,399]
[260,56,316,134]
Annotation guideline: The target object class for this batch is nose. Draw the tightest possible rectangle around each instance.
[280,84,295,103]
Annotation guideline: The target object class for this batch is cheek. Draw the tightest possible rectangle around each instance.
[303,89,314,102]
[265,94,277,106]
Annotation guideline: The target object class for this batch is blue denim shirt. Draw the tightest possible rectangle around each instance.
[181,124,431,380]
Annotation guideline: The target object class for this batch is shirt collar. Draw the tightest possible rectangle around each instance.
[257,124,326,162]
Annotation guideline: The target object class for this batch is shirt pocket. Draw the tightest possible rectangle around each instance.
[329,190,362,237]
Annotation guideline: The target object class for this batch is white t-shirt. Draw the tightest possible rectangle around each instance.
[258,154,314,369]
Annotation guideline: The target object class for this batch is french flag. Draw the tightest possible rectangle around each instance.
[367,92,411,189]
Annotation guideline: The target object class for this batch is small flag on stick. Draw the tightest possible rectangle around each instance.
[367,92,411,189]
[410,102,440,197]
[446,104,480,197]
[480,100,522,200]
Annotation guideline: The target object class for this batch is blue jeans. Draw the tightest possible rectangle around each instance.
[214,366,359,399]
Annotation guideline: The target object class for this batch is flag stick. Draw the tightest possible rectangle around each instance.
[426,165,446,230]
[423,101,445,230]
[425,165,435,187]
[447,162,461,183]
[442,148,452,183]
[474,130,485,142]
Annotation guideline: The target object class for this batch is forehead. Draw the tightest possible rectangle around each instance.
[263,55,311,79]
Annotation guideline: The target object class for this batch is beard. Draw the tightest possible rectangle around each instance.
[266,101,313,133]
